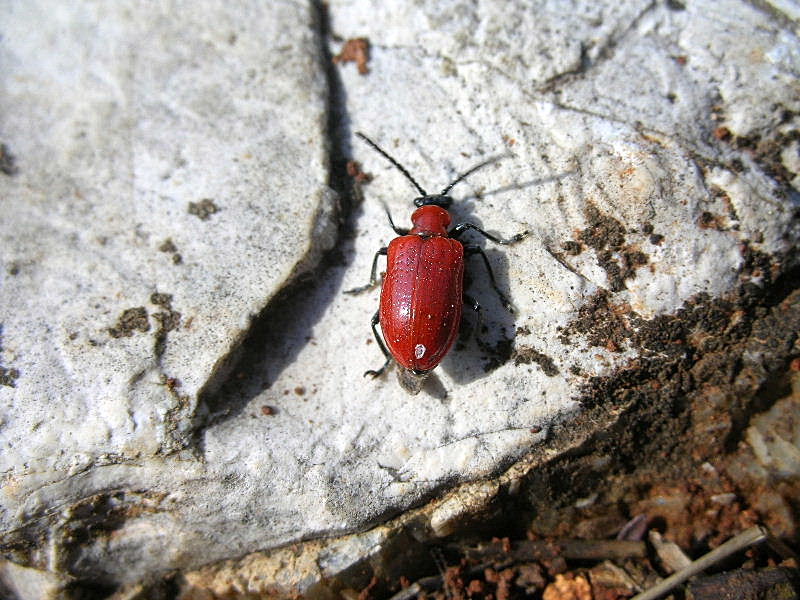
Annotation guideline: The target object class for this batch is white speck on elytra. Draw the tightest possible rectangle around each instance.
[415,344,426,359]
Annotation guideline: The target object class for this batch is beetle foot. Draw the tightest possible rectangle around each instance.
[511,230,530,243]
[365,356,393,378]
[345,283,377,295]
[496,230,529,245]
[364,363,390,378]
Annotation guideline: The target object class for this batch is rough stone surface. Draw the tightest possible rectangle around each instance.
[0,0,798,595]
[0,559,70,600]
[0,0,333,587]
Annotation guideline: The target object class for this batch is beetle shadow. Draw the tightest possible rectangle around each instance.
[446,249,520,385]
[431,171,576,387]
[436,201,524,386]
[458,172,576,203]
[406,171,576,392]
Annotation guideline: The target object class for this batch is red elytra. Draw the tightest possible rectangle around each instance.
[346,133,527,392]
[381,206,464,372]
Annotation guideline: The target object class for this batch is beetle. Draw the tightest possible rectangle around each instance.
[347,132,528,391]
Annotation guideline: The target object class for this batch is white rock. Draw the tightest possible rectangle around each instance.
[0,0,333,585]
[0,0,797,591]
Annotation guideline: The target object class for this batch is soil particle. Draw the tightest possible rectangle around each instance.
[577,203,649,291]
[579,205,626,252]
[0,366,19,387]
[559,290,631,352]
[699,210,726,230]
[0,143,18,175]
[158,239,177,253]
[150,293,181,359]
[0,325,20,387]
[516,563,547,593]
[542,573,592,600]
[443,564,466,599]
[108,307,150,338]
[478,332,515,373]
[347,160,373,183]
[188,198,220,220]
[513,346,560,376]
[714,126,732,141]
[333,37,371,74]
[466,578,485,595]
[357,575,379,600]
[484,567,515,600]
[150,293,173,308]
[158,238,183,264]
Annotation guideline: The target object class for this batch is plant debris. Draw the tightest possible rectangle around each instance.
[333,37,371,74]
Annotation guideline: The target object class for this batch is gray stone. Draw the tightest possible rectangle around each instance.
[0,0,798,594]
[0,0,334,588]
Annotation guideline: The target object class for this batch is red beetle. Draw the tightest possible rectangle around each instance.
[347,133,527,391]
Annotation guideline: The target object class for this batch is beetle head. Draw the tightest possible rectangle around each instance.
[414,194,453,208]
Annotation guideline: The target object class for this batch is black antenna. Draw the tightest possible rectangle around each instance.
[356,132,427,196]
[440,155,503,196]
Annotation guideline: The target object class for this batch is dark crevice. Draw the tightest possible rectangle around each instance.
[192,0,359,433]
[536,0,658,94]
[7,3,366,592]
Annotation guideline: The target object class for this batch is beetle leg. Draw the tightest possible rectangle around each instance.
[451,222,528,245]
[365,309,392,378]
[464,245,516,313]
[383,202,409,235]
[345,247,388,294]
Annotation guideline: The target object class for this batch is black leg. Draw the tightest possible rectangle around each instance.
[365,309,392,377]
[345,247,388,294]
[464,245,515,313]
[383,203,409,235]
[451,222,528,245]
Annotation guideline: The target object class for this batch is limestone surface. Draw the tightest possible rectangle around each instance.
[0,0,798,593]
